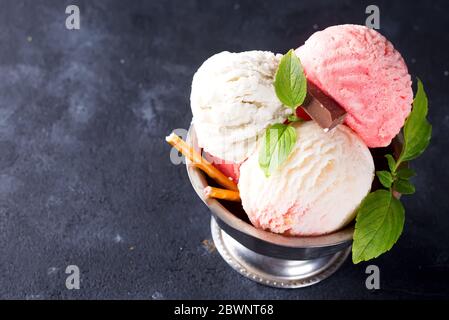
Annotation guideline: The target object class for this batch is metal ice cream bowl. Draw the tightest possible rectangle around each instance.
[186,125,401,288]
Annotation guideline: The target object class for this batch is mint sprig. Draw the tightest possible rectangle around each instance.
[376,171,393,189]
[397,79,432,163]
[258,49,307,176]
[352,79,432,263]
[259,124,297,177]
[352,190,405,263]
[274,49,307,109]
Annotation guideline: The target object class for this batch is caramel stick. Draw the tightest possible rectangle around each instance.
[165,133,239,191]
[204,186,241,202]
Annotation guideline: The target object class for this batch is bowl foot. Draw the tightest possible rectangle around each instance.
[211,217,351,288]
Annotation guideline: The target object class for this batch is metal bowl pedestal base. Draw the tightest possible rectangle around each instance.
[211,217,351,289]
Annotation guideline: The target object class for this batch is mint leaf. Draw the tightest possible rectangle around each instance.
[385,154,396,173]
[259,123,297,177]
[352,79,432,263]
[376,171,393,188]
[274,49,307,108]
[397,167,416,179]
[287,114,303,123]
[352,190,405,263]
[394,179,415,195]
[398,79,432,163]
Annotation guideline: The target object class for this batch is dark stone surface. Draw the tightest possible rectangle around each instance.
[0,0,448,299]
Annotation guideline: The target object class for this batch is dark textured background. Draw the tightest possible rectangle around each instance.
[0,0,448,299]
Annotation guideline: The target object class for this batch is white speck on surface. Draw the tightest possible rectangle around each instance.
[27,36,32,42]
[444,71,448,76]
[47,267,59,275]
[233,3,240,10]
[152,291,164,300]
[411,58,416,64]
[313,24,319,30]
[25,294,42,300]
[114,234,123,243]
[120,59,125,64]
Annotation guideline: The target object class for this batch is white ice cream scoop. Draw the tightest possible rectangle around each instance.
[238,121,375,236]
[190,51,291,163]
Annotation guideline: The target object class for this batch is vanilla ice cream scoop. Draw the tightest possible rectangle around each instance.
[238,122,375,236]
[191,51,291,163]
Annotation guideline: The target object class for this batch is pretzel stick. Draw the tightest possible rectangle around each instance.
[165,133,238,191]
[204,186,241,202]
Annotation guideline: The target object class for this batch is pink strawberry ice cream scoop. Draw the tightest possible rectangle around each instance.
[296,24,413,148]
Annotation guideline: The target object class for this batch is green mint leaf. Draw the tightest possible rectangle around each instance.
[396,167,416,179]
[352,190,405,263]
[394,179,416,195]
[385,154,396,173]
[398,79,432,163]
[274,49,307,108]
[259,123,297,177]
[376,171,393,188]
[287,114,303,123]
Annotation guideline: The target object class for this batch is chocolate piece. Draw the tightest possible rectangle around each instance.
[301,81,346,132]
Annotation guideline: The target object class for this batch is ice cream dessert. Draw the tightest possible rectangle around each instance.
[296,25,413,147]
[168,23,431,263]
[190,51,291,169]
[238,121,374,236]
[187,25,412,234]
